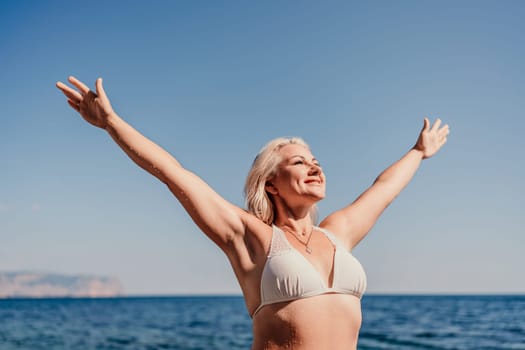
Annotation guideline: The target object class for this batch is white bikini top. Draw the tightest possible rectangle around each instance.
[251,225,367,317]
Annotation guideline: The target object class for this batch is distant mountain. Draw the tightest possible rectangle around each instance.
[0,272,124,298]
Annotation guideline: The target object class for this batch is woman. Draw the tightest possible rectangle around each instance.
[56,76,449,349]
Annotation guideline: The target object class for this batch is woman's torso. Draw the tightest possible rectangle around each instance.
[231,222,366,349]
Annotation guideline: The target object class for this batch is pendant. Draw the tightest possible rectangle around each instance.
[305,246,312,254]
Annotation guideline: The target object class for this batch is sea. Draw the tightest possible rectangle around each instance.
[0,295,524,350]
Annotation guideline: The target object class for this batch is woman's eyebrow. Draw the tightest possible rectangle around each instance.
[288,155,319,162]
[288,155,306,161]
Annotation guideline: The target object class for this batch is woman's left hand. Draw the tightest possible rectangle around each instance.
[56,76,114,130]
[413,117,450,159]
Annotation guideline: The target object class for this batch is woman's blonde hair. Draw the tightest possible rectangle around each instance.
[244,137,318,225]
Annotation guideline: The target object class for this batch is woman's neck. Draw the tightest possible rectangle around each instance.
[273,214,313,237]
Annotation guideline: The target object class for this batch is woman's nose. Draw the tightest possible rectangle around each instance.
[308,162,321,175]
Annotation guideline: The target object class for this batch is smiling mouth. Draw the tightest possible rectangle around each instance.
[304,179,322,185]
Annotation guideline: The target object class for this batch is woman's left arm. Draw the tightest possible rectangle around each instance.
[321,117,449,249]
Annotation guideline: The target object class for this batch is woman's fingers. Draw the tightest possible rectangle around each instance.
[430,118,442,133]
[438,125,450,144]
[422,117,430,131]
[68,76,90,95]
[56,81,83,102]
[439,124,450,136]
[95,78,107,100]
[67,99,80,112]
[436,124,449,148]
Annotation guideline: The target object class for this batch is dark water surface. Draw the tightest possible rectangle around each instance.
[0,295,523,349]
[359,295,525,350]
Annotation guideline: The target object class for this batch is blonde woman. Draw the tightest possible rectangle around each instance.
[56,76,449,350]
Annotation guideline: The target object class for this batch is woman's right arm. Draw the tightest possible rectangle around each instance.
[105,111,247,250]
[56,76,247,250]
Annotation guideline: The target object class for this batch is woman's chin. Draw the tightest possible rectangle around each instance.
[308,191,326,202]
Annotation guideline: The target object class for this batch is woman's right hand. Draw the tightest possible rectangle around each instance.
[56,76,114,129]
[413,117,449,159]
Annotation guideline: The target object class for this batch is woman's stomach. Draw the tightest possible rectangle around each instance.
[251,293,362,350]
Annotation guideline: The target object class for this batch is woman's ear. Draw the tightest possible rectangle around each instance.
[265,181,278,195]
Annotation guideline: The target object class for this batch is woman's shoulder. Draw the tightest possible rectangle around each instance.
[318,214,353,249]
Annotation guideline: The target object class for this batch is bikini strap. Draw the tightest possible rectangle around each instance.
[268,225,292,257]
[316,226,347,249]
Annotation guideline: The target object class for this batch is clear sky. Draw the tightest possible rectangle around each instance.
[2,1,524,295]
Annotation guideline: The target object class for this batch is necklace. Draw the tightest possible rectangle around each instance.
[284,226,315,254]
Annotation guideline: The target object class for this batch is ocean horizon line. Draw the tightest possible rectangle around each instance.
[1,292,524,300]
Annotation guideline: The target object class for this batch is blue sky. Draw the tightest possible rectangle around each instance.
[2,1,524,295]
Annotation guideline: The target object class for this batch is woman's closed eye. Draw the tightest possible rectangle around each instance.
[292,159,321,168]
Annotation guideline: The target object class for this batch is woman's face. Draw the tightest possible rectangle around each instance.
[268,144,326,204]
